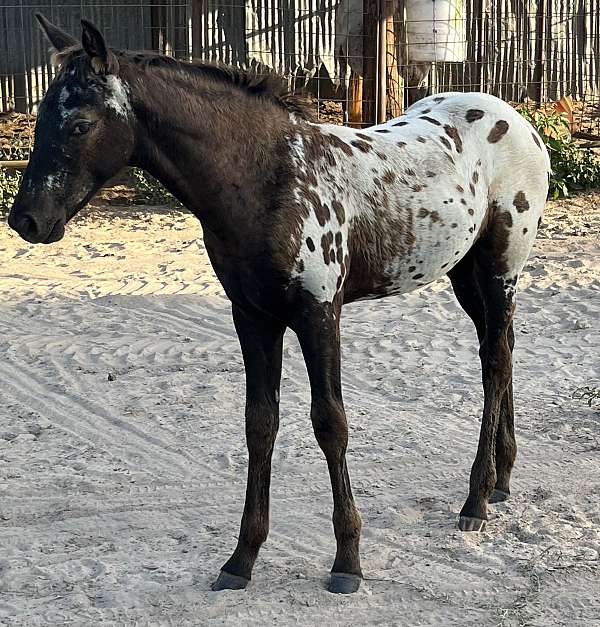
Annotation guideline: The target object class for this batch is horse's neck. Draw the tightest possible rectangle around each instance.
[129,77,290,235]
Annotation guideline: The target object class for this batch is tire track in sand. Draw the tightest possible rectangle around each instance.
[0,357,231,483]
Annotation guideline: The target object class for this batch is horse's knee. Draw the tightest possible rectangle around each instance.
[245,401,278,454]
[480,338,512,389]
[311,396,348,455]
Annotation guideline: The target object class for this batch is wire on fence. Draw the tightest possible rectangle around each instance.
[1,0,600,149]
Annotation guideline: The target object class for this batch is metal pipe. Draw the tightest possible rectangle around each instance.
[0,160,28,169]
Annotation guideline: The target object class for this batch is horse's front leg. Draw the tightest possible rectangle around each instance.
[212,305,285,591]
[292,299,363,594]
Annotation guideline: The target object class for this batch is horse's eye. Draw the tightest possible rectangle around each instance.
[72,121,93,136]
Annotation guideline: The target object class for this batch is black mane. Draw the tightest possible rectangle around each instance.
[52,46,314,120]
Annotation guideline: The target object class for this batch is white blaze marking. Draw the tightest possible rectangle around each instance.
[105,76,132,118]
[44,174,60,191]
[58,87,71,125]
[58,87,69,105]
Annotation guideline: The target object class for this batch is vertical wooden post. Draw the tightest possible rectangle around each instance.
[151,0,167,54]
[348,72,364,127]
[363,0,379,126]
[385,2,403,119]
[13,74,27,114]
[191,0,202,59]
[533,0,545,105]
[474,0,483,91]
[0,75,12,112]
[377,0,387,124]
[545,1,554,100]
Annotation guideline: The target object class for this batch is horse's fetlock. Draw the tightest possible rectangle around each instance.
[240,521,269,550]
[333,505,362,537]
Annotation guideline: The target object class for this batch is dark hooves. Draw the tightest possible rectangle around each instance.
[211,570,250,591]
[458,516,487,532]
[328,572,362,594]
[489,489,510,503]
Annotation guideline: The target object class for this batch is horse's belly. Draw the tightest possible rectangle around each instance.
[344,201,485,302]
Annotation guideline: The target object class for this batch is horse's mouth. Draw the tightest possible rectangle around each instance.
[42,219,66,244]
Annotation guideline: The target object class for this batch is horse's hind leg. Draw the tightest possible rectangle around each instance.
[449,254,517,505]
[213,305,285,591]
[448,245,519,532]
[491,331,516,504]
[291,299,363,594]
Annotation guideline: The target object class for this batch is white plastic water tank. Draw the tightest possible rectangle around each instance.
[406,0,466,63]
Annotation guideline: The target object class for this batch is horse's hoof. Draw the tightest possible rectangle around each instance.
[328,572,362,594]
[458,516,487,532]
[211,570,249,591]
[489,489,510,503]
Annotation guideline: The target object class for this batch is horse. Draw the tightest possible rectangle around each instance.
[8,15,551,594]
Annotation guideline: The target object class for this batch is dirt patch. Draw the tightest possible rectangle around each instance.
[541,190,600,238]
[314,98,345,125]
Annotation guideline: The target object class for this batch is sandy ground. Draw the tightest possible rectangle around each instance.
[0,194,599,626]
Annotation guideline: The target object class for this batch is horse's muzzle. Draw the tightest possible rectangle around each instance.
[8,211,65,244]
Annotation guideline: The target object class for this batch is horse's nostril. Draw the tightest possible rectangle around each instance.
[19,216,37,235]
[10,214,38,238]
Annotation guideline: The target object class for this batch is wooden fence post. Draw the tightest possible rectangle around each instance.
[533,0,546,106]
[377,0,387,123]
[191,0,202,59]
[386,0,403,119]
[348,72,364,127]
[363,0,379,126]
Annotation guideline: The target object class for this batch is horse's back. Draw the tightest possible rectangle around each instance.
[383,92,550,197]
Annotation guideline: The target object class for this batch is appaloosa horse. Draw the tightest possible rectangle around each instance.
[8,15,550,594]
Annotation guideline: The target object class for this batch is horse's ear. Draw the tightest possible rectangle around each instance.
[81,19,119,75]
[35,13,78,52]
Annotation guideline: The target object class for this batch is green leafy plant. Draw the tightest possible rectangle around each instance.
[0,167,22,215]
[518,107,600,199]
[130,168,181,207]
[0,138,28,215]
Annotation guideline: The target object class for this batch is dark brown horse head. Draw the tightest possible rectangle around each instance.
[8,15,135,244]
